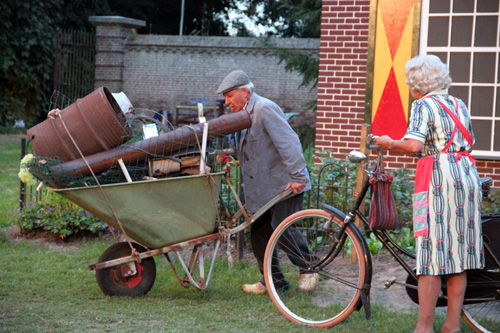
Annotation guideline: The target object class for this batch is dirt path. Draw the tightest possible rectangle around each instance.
[370,255,450,317]
[370,255,419,313]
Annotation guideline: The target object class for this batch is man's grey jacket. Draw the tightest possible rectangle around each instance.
[238,92,310,213]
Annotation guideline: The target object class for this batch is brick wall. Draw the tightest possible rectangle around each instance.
[91,16,319,123]
[316,0,371,156]
[316,1,500,187]
[124,35,318,118]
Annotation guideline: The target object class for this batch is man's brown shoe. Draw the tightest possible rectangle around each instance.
[242,282,267,295]
[298,273,319,292]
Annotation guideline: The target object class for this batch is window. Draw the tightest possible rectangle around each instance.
[420,0,500,158]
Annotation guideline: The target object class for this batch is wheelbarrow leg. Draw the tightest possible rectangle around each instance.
[185,244,203,285]
[174,239,221,291]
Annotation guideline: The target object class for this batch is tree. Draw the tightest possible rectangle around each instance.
[242,0,321,38]
[0,0,239,127]
[89,0,235,36]
[241,0,321,110]
[0,0,63,127]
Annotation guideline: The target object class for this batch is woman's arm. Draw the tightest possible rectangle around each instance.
[374,135,423,155]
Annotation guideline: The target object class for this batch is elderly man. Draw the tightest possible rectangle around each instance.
[216,69,318,294]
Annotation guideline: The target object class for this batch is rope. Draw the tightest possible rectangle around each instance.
[185,126,221,223]
[51,110,139,259]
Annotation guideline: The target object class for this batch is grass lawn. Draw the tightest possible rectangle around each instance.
[0,135,24,227]
[0,135,477,332]
[1,236,414,332]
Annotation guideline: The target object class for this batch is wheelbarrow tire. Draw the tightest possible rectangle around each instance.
[96,242,156,297]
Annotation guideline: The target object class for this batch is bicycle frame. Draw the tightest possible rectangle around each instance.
[342,170,418,283]
[343,141,500,307]
[264,139,500,330]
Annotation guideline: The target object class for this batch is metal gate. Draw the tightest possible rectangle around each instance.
[53,28,95,103]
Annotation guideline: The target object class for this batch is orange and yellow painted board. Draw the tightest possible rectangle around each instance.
[367,0,421,139]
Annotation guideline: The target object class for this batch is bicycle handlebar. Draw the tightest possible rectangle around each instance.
[365,134,382,151]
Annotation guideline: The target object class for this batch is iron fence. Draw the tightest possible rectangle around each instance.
[53,29,95,103]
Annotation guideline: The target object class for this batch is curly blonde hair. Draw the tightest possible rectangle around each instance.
[405,55,452,94]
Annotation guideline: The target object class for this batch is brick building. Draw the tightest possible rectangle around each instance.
[316,0,500,188]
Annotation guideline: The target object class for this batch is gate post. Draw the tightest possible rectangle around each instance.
[89,16,146,92]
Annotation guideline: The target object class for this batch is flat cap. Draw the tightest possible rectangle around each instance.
[216,70,250,95]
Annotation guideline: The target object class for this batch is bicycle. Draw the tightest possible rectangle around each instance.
[262,134,500,331]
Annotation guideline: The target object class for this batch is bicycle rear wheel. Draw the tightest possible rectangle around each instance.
[462,301,500,332]
[263,209,369,328]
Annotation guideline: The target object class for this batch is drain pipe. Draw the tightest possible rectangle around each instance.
[180,0,185,36]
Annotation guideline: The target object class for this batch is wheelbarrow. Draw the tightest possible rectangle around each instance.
[53,172,292,296]
[27,107,278,296]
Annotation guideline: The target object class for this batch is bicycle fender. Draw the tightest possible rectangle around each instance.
[323,204,345,219]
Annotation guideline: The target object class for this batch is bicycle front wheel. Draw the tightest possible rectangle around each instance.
[263,209,369,328]
[462,301,500,332]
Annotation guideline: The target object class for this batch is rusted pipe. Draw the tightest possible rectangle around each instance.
[49,111,251,183]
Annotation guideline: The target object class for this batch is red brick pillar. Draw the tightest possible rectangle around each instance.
[316,1,371,157]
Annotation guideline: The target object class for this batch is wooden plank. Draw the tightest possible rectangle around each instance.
[351,123,371,264]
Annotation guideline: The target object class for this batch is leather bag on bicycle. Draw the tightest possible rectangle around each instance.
[368,153,399,230]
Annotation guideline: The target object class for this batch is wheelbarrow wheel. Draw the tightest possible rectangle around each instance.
[96,242,156,297]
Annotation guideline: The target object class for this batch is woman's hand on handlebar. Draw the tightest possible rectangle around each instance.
[373,135,394,150]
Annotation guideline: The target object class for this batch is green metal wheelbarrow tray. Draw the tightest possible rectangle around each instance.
[52,171,292,297]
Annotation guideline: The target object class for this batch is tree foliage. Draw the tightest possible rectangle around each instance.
[242,0,322,38]
[0,1,63,126]
[250,0,322,111]
[59,0,236,36]
[266,46,319,91]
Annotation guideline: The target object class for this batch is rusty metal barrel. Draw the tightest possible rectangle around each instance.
[27,87,133,162]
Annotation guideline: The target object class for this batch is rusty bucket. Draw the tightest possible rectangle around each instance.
[27,87,133,162]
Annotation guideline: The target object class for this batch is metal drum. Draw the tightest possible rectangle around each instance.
[27,87,133,162]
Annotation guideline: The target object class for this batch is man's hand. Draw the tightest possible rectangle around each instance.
[285,181,305,194]
[48,109,61,119]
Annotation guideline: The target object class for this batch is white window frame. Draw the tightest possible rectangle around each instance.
[420,0,500,159]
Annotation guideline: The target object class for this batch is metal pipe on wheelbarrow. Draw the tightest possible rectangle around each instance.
[49,110,251,181]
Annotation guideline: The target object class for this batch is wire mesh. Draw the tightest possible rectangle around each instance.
[49,90,74,111]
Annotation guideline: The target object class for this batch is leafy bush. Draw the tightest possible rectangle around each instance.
[307,150,416,255]
[307,149,357,212]
[0,1,63,127]
[307,150,415,228]
[390,167,415,227]
[10,192,110,239]
[369,227,415,254]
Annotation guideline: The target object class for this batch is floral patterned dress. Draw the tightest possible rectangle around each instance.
[403,90,484,276]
